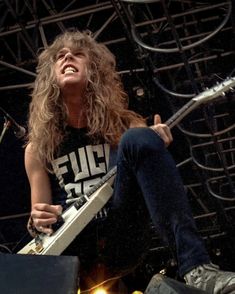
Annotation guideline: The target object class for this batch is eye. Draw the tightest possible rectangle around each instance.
[56,53,65,60]
[74,51,84,57]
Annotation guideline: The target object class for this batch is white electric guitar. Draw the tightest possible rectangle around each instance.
[18,77,235,255]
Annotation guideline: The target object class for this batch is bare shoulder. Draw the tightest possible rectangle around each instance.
[25,143,35,165]
[24,143,42,170]
[25,142,34,155]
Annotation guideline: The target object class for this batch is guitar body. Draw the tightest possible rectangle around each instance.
[18,182,114,255]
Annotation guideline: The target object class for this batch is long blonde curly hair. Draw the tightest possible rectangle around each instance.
[27,30,145,169]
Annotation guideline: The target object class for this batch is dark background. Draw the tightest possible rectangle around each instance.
[0,0,235,292]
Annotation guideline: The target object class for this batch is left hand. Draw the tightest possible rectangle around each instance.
[150,114,173,147]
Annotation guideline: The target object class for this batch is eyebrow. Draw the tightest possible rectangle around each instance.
[57,48,69,54]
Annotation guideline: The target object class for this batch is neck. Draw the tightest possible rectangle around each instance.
[63,94,87,129]
[67,114,87,129]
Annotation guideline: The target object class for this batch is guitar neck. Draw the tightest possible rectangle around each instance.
[165,77,235,128]
[85,166,117,198]
[165,98,197,129]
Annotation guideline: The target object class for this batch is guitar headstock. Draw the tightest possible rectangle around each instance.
[193,77,235,103]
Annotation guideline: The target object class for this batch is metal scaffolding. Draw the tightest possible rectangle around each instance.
[0,0,235,277]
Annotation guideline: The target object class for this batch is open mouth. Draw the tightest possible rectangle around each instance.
[62,65,78,74]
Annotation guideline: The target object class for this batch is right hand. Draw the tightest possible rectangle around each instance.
[30,203,62,235]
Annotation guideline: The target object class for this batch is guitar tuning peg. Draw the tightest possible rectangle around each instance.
[221,92,226,96]
[229,87,235,92]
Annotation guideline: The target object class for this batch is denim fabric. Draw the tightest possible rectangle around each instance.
[111,127,210,276]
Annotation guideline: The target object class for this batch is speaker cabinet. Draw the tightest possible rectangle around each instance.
[0,253,79,294]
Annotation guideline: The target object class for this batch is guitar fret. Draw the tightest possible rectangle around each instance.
[75,166,117,203]
[165,99,196,128]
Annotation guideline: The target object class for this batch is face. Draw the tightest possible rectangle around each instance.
[54,46,88,95]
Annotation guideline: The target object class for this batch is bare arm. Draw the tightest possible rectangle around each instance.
[25,143,62,236]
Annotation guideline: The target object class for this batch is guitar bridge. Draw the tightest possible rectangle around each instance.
[33,235,44,253]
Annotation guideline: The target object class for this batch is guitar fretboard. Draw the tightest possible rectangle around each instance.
[165,98,196,128]
[74,166,117,210]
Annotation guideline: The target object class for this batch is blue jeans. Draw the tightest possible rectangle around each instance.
[111,127,210,276]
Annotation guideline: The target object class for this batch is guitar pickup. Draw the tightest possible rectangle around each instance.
[51,215,65,232]
[74,195,88,210]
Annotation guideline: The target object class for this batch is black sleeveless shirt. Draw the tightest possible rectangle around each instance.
[50,127,111,208]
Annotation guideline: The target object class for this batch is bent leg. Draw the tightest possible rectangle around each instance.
[112,127,210,276]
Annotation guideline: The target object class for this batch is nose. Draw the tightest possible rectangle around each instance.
[64,51,74,60]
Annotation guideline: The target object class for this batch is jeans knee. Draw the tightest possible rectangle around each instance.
[119,127,165,154]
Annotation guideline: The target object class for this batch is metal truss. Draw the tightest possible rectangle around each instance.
[0,0,235,261]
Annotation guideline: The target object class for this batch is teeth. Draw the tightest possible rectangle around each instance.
[64,66,76,73]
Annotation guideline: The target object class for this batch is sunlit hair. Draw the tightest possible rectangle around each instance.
[27,29,145,169]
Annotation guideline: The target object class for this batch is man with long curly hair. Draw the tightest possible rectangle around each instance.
[25,30,235,293]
